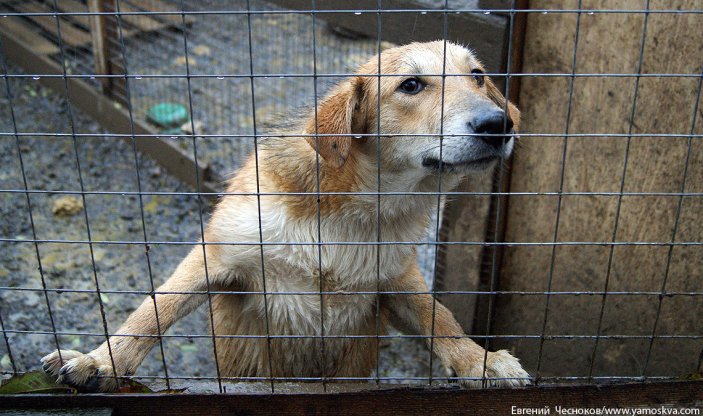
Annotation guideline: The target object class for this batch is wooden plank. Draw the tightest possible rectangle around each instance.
[58,0,168,35]
[495,0,703,379]
[0,16,59,55]
[267,0,509,74]
[53,0,141,42]
[55,0,89,14]
[117,1,171,32]
[86,0,111,93]
[53,0,92,28]
[12,0,92,47]
[58,0,170,32]
[1,409,113,416]
[0,27,218,193]
[0,381,701,415]
[123,0,195,27]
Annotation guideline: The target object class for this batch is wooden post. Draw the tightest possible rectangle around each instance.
[87,0,128,105]
[87,0,111,94]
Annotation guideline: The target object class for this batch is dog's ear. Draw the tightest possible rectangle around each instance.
[486,79,521,131]
[305,77,366,169]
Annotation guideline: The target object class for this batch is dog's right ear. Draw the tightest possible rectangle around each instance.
[305,77,366,169]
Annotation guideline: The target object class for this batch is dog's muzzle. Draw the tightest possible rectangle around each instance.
[421,108,515,172]
[469,108,514,150]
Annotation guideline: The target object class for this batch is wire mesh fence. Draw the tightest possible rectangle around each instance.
[0,0,702,394]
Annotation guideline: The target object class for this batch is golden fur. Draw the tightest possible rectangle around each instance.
[41,41,529,390]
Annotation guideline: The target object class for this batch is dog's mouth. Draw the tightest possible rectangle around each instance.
[422,132,515,173]
[422,155,500,172]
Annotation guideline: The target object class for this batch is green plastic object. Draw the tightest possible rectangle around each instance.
[147,103,189,128]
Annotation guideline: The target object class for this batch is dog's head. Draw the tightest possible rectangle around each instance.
[305,41,520,177]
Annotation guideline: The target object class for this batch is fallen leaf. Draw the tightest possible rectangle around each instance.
[0,371,77,394]
[52,196,83,217]
[192,45,211,56]
[0,371,186,395]
[173,56,197,66]
[116,379,153,393]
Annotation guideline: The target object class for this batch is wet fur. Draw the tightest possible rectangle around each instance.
[42,41,529,391]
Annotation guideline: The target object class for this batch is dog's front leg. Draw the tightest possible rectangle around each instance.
[41,245,227,391]
[381,262,530,387]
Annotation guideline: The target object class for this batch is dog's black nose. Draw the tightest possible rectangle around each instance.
[470,110,513,149]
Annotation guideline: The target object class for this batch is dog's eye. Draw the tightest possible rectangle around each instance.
[471,69,485,87]
[398,78,425,95]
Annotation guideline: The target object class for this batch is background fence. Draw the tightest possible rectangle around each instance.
[0,0,701,397]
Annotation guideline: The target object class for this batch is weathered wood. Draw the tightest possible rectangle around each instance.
[13,1,93,47]
[1,409,112,416]
[59,0,168,32]
[0,25,218,193]
[115,1,168,31]
[0,381,701,415]
[494,0,703,379]
[123,0,195,27]
[55,0,92,28]
[0,16,59,55]
[86,0,111,93]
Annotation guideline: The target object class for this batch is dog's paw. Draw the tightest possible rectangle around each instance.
[456,350,531,388]
[41,349,119,392]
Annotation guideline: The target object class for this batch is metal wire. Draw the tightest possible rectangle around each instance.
[479,0,518,389]
[2,8,703,17]
[0,31,65,375]
[178,0,223,393]
[310,0,328,392]
[373,0,382,386]
[51,0,120,387]
[3,238,703,247]
[113,0,171,389]
[244,0,276,393]
[535,0,584,382]
[588,0,652,381]
[640,66,703,379]
[0,0,701,393]
[427,0,450,386]
[5,72,703,79]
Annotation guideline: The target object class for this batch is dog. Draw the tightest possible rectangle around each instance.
[41,41,529,391]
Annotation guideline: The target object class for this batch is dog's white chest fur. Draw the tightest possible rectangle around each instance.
[213,194,432,336]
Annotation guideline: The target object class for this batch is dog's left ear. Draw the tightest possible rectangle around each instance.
[486,79,521,131]
[305,77,366,169]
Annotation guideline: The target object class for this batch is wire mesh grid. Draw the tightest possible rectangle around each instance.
[0,0,702,393]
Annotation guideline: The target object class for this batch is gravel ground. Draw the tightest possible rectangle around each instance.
[0,2,442,386]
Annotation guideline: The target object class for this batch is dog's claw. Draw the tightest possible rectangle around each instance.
[456,350,531,388]
[40,349,118,392]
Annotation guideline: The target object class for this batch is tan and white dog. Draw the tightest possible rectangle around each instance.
[41,41,529,391]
